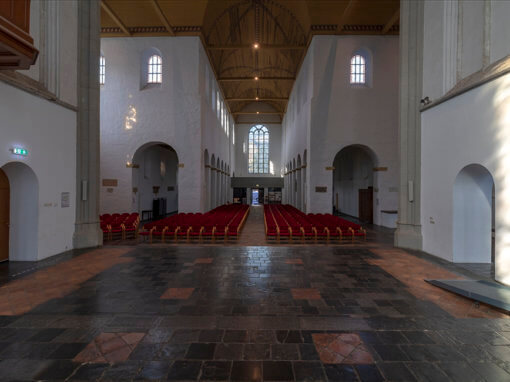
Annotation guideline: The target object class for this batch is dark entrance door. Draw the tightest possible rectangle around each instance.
[358,187,373,224]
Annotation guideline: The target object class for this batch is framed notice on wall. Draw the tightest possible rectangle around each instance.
[61,192,70,208]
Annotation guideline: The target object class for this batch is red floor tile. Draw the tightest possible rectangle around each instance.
[160,287,195,299]
[74,332,144,363]
[312,333,374,365]
[291,288,321,300]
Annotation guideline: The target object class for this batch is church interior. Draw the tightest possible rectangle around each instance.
[1,0,510,380]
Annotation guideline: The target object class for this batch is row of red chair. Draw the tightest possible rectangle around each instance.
[264,204,366,242]
[100,213,140,240]
[138,204,249,243]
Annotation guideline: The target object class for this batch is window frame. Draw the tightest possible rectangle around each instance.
[99,55,105,85]
[248,125,270,174]
[350,54,366,85]
[147,54,162,84]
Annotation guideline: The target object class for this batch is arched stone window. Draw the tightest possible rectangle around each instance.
[147,54,162,84]
[99,55,105,85]
[350,54,366,84]
[248,125,269,174]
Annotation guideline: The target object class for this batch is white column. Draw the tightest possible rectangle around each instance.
[73,0,102,248]
[395,0,424,250]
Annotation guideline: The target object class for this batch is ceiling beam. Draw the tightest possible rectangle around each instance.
[101,0,131,36]
[150,0,174,36]
[235,120,282,124]
[232,112,282,115]
[336,0,358,33]
[227,97,288,102]
[208,45,305,51]
[219,77,295,82]
[381,8,400,34]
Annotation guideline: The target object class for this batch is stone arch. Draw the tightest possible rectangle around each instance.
[453,164,495,264]
[1,162,39,261]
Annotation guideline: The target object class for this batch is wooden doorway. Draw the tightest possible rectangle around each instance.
[0,169,9,262]
[358,187,373,224]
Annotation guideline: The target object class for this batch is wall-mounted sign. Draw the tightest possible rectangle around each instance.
[102,179,118,187]
[61,192,70,208]
[325,166,335,171]
[373,167,388,172]
[178,163,185,168]
[12,147,28,156]
[315,186,327,193]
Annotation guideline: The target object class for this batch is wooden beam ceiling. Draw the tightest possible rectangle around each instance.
[150,0,174,36]
[100,0,399,123]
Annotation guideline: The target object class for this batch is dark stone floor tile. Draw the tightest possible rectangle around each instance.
[469,361,510,381]
[371,344,409,361]
[215,343,244,360]
[292,361,326,381]
[224,330,249,343]
[157,343,189,360]
[271,344,299,361]
[142,328,173,343]
[402,331,436,344]
[200,330,224,342]
[437,362,481,381]
[378,362,416,382]
[355,364,384,382]
[171,329,201,343]
[186,343,216,360]
[298,344,319,360]
[33,359,78,380]
[399,344,440,362]
[28,328,66,342]
[100,361,142,381]
[323,364,358,381]
[231,361,262,381]
[137,361,170,380]
[167,360,202,380]
[376,331,408,344]
[70,362,109,380]
[0,359,53,380]
[407,362,449,382]
[249,330,276,344]
[129,343,161,360]
[49,342,88,359]
[243,344,271,360]
[263,361,294,381]
[200,360,232,380]
[276,331,303,344]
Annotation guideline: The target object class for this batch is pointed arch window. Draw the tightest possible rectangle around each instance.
[350,54,366,84]
[148,54,162,84]
[248,125,269,174]
[99,55,105,85]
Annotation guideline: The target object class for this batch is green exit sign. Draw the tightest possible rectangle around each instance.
[12,147,28,156]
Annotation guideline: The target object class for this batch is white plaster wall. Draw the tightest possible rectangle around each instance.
[422,0,446,100]
[100,37,201,214]
[490,0,510,64]
[235,103,282,178]
[459,0,484,79]
[421,72,510,284]
[296,35,399,226]
[198,43,233,210]
[0,82,76,261]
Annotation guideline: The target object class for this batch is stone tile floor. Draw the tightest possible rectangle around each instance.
[0,245,509,381]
